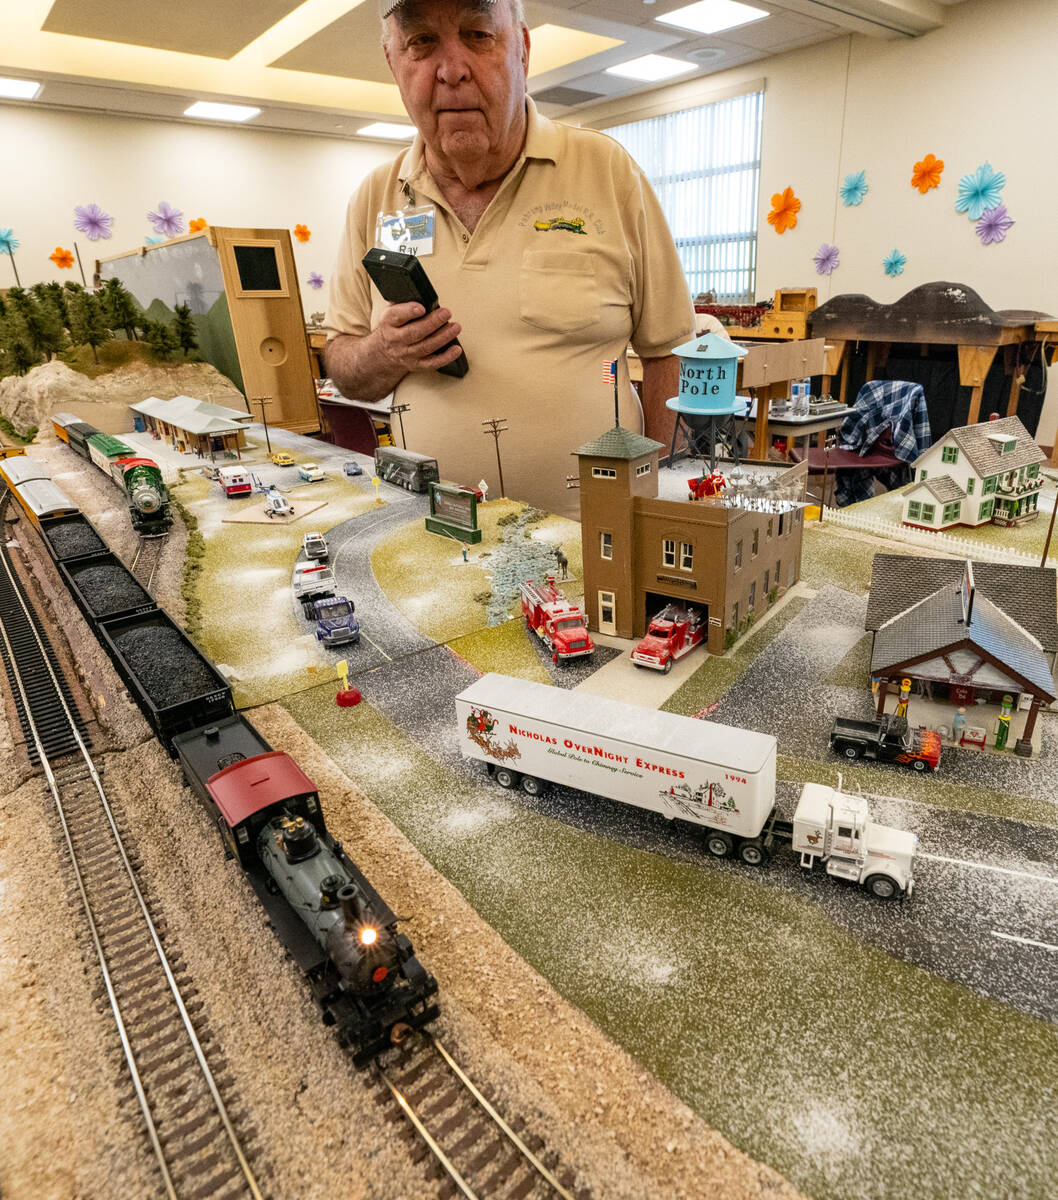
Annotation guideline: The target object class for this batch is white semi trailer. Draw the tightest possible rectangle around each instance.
[456,674,916,897]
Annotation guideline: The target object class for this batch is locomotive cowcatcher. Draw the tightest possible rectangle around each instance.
[174,716,439,1065]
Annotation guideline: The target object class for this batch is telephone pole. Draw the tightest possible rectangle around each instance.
[391,402,410,449]
[482,417,509,499]
[252,395,273,454]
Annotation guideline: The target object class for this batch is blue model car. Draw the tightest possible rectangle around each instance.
[313,595,360,646]
[343,461,364,477]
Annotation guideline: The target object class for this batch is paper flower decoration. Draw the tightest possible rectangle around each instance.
[976,204,1014,245]
[955,162,1005,220]
[767,187,800,234]
[911,154,944,193]
[294,224,311,243]
[145,236,165,246]
[73,202,113,242]
[813,243,840,276]
[189,217,208,233]
[883,249,907,278]
[839,170,868,207]
[307,272,324,289]
[0,227,19,255]
[50,246,75,269]
[147,200,185,238]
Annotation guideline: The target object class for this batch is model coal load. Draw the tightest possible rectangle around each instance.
[456,674,917,898]
[61,554,155,622]
[520,577,594,664]
[41,515,107,561]
[174,716,439,1063]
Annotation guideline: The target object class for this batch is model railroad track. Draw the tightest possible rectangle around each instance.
[0,506,265,1200]
[373,1033,585,1200]
[131,533,168,593]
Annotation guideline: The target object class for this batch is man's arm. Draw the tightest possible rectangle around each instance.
[324,302,464,401]
[640,355,681,445]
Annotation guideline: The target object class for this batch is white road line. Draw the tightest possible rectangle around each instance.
[360,630,392,662]
[918,851,1058,885]
[991,931,1058,953]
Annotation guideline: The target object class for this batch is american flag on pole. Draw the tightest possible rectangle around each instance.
[602,359,617,386]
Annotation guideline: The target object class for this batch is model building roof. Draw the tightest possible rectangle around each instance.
[866,554,1058,651]
[913,415,1044,474]
[574,426,663,460]
[904,475,966,503]
[130,394,252,435]
[872,585,1056,700]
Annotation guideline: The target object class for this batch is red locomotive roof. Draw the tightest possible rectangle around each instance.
[116,457,160,470]
[207,751,317,828]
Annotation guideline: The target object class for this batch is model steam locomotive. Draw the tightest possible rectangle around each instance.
[1,460,438,1062]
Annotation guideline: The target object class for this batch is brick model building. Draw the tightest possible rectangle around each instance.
[575,426,808,654]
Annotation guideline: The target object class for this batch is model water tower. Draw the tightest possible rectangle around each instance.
[665,334,748,469]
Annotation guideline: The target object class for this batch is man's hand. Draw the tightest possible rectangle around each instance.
[324,303,463,401]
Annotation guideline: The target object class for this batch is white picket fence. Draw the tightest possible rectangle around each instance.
[821,505,1058,569]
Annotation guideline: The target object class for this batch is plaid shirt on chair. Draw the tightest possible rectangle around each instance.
[835,379,931,505]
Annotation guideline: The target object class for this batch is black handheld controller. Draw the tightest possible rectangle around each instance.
[361,247,468,379]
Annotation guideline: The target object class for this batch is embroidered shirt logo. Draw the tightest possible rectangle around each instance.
[533,217,588,235]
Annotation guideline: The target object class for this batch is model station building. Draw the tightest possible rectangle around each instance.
[575,426,808,655]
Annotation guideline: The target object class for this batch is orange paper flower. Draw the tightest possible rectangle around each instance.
[294,224,311,243]
[189,217,208,232]
[911,153,944,193]
[50,246,75,269]
[767,187,801,234]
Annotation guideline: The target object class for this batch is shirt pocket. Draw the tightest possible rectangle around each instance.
[519,250,600,333]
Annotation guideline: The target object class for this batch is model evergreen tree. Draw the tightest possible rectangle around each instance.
[6,286,66,362]
[172,302,198,357]
[39,281,70,329]
[145,319,179,360]
[99,278,142,340]
[67,287,112,364]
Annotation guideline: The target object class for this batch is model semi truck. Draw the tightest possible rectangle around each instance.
[830,714,942,773]
[456,674,916,898]
[520,577,594,664]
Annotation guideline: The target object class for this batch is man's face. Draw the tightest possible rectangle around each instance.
[384,1,530,175]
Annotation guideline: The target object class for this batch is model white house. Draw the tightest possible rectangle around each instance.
[901,416,1045,530]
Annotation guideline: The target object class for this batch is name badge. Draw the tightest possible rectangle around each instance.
[376,205,436,257]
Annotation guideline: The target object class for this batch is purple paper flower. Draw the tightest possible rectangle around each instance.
[73,202,113,242]
[975,204,1014,246]
[955,162,1005,220]
[147,200,185,238]
[813,243,840,276]
[839,170,868,207]
[307,271,324,289]
[883,248,907,277]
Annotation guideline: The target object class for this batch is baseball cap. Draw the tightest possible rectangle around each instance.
[380,0,495,15]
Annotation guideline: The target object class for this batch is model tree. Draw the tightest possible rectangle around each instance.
[5,286,66,363]
[0,292,39,377]
[145,319,179,360]
[67,286,112,364]
[99,277,142,340]
[172,302,198,358]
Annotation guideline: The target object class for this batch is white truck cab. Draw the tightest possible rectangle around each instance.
[792,782,917,898]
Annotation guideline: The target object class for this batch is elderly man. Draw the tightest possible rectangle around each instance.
[326,0,694,514]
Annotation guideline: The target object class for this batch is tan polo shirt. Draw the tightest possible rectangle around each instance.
[327,99,694,516]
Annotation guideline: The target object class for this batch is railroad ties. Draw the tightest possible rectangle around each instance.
[131,534,169,594]
[371,1033,590,1200]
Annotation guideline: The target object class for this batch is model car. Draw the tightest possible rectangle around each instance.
[343,461,364,477]
[303,531,329,561]
[270,451,296,467]
[297,462,326,482]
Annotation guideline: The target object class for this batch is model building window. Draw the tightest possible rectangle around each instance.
[979,500,994,520]
[635,462,652,477]
[767,519,773,539]
[604,88,764,300]
[734,539,743,569]
[731,602,739,628]
[920,503,936,522]
[233,244,282,292]
[748,582,756,612]
[662,538,677,568]
[907,501,922,521]
[778,512,784,536]
[942,501,961,524]
[680,542,693,571]
[763,569,770,594]
[600,531,613,560]
[1028,463,1040,478]
[752,529,759,556]
[941,445,959,464]
[920,469,928,481]
[966,477,975,495]
[592,467,617,479]
[775,560,781,587]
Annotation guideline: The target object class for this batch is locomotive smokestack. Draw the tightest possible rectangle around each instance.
[337,884,363,930]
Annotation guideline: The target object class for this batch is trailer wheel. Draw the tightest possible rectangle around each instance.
[301,601,315,619]
[706,832,733,858]
[738,838,766,866]
[843,745,860,760]
[864,874,900,900]
[912,758,928,772]
[494,767,519,789]
[520,774,546,797]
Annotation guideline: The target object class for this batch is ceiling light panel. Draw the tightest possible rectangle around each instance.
[656,0,770,36]
[0,77,43,99]
[357,122,416,139]
[185,100,261,121]
[605,54,696,82]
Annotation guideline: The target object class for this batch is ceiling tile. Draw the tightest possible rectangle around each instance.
[269,6,391,83]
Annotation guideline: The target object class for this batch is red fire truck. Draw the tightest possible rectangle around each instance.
[520,577,594,664]
[631,604,706,673]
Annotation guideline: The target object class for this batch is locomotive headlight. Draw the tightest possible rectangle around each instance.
[359,926,378,946]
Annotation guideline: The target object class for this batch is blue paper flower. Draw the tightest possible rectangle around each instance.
[813,243,840,276]
[147,200,185,238]
[74,202,114,242]
[955,162,1005,220]
[839,170,869,207]
[145,235,165,246]
[307,271,324,289]
[0,227,19,255]
[883,248,907,277]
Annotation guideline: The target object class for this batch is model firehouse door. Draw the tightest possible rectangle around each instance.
[598,591,616,636]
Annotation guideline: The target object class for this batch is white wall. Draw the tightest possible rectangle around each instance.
[580,0,1058,442]
[0,106,394,305]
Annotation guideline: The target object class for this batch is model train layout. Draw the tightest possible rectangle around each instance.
[1,459,439,1065]
[50,412,172,535]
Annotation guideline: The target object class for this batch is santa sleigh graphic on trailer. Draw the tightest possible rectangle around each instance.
[659,779,740,821]
[466,707,521,762]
